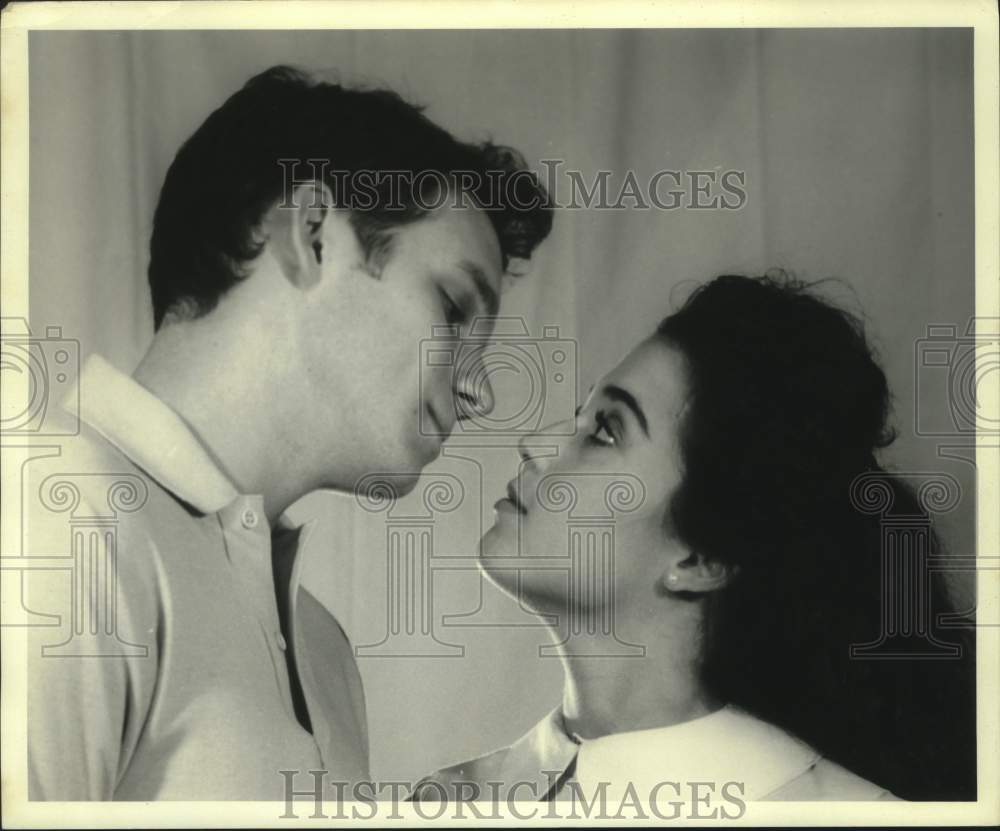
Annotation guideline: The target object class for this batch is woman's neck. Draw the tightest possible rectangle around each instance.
[555,604,722,740]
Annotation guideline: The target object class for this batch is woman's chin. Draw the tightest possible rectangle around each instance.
[476,524,507,559]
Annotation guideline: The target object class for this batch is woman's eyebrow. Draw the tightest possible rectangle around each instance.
[602,384,649,437]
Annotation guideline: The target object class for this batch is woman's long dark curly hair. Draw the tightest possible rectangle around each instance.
[656,273,975,800]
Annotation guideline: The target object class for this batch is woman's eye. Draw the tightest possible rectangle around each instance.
[587,411,618,447]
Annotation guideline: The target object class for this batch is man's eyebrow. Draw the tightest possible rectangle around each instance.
[602,384,649,437]
[458,260,500,317]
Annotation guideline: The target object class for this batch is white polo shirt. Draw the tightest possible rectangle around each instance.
[26,355,369,800]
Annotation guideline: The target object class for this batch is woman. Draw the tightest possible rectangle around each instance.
[416,274,975,804]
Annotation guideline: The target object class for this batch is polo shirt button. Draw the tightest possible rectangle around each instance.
[276,631,287,651]
[241,508,258,529]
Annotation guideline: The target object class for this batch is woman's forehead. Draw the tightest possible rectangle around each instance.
[603,338,688,421]
[609,337,685,389]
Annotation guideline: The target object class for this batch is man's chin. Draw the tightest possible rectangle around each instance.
[388,471,421,497]
[348,470,421,504]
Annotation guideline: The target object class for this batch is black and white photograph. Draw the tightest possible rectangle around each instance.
[1,1,997,826]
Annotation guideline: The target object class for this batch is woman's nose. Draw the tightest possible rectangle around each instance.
[516,417,573,472]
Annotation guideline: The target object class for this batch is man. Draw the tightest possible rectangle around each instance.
[25,65,552,800]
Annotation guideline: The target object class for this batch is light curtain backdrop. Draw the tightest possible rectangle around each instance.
[29,29,974,783]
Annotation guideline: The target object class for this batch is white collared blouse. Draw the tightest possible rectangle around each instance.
[416,704,898,802]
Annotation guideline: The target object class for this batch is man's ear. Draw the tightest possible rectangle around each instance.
[662,551,739,595]
[265,181,332,290]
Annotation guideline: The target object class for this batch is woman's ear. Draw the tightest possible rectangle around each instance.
[265,181,332,289]
[662,551,739,594]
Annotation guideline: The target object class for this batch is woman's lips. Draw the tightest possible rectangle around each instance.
[493,497,521,514]
[502,480,527,514]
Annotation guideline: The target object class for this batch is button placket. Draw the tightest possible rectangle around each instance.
[221,499,297,722]
[241,508,259,530]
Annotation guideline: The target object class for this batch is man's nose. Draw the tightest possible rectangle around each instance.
[516,432,542,475]
[454,359,495,422]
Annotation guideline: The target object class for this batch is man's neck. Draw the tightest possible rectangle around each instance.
[133,320,302,522]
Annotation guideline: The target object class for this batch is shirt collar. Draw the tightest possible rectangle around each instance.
[572,704,821,800]
[68,354,242,515]
[500,707,580,799]
[507,704,821,801]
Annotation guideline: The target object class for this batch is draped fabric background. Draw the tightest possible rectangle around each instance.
[29,29,974,783]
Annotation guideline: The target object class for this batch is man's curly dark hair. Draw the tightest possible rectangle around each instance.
[149,65,553,329]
